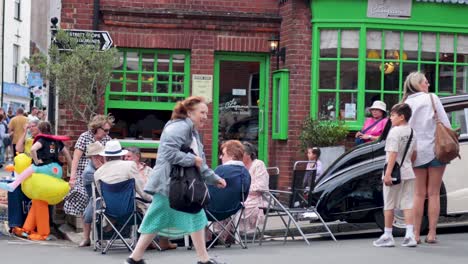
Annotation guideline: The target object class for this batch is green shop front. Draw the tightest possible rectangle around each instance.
[104,49,270,166]
[102,0,468,170]
[310,0,468,131]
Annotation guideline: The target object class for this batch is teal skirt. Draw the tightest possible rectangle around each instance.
[138,194,207,238]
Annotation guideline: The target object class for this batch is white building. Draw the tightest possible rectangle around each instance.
[1,0,31,114]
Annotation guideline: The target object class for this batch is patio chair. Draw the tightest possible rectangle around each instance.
[258,161,337,245]
[92,179,139,254]
[205,164,251,249]
[249,166,279,244]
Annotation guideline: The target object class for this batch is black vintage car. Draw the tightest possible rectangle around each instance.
[311,94,468,235]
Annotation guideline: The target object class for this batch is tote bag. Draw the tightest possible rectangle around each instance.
[430,95,460,163]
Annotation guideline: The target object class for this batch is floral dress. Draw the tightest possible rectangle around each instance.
[240,159,269,233]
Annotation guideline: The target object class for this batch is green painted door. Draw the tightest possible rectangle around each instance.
[212,53,269,167]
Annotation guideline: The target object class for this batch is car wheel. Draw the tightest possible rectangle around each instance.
[374,210,429,237]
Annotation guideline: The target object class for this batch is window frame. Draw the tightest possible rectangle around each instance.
[105,48,191,111]
[272,69,289,140]
[13,44,20,83]
[14,0,21,21]
[311,24,468,131]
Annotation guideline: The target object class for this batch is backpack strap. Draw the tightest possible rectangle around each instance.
[400,129,413,165]
[361,118,384,133]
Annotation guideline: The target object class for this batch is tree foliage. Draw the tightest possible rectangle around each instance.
[25,30,119,123]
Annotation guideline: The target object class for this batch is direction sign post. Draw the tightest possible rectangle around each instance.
[52,29,113,51]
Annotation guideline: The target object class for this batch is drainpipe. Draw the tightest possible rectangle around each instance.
[93,0,100,30]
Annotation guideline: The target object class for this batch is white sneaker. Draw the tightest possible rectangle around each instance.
[401,236,417,247]
[373,234,395,247]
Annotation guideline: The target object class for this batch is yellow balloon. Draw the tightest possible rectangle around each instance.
[22,173,70,205]
[14,153,32,174]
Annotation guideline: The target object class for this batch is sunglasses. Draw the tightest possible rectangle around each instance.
[100,127,110,133]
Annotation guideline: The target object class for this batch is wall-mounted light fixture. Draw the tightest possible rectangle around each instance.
[268,35,286,70]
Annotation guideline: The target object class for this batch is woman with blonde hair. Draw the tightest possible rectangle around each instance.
[126,96,226,264]
[403,71,451,244]
[64,114,113,217]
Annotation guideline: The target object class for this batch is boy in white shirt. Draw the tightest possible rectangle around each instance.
[373,103,417,248]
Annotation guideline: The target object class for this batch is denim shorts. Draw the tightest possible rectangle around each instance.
[415,158,447,169]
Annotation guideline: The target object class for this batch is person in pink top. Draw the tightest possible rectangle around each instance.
[240,142,269,233]
[355,100,389,144]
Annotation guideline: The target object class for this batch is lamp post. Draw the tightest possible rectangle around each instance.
[48,17,58,130]
[268,35,286,70]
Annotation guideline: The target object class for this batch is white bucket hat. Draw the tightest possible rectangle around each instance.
[99,140,128,157]
[85,142,105,157]
[369,100,387,112]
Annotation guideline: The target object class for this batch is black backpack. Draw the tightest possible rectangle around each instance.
[168,147,210,214]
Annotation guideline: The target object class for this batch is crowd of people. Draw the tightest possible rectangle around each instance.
[0,70,453,262]
[0,106,47,168]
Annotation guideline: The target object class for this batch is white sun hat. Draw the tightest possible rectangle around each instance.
[369,100,387,112]
[99,140,128,157]
[85,141,105,157]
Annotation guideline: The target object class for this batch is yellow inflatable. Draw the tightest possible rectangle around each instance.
[14,153,70,205]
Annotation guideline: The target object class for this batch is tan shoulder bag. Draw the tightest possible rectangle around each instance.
[429,94,460,163]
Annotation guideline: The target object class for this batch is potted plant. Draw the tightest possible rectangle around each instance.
[299,118,349,170]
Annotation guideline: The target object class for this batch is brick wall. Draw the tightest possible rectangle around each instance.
[59,0,312,186]
[269,0,312,189]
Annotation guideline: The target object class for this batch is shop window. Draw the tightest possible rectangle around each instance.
[107,108,172,140]
[313,28,468,130]
[272,70,289,140]
[107,49,190,109]
[13,45,19,83]
[106,49,190,149]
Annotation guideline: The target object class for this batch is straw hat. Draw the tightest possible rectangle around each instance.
[85,142,105,157]
[98,140,128,157]
[369,100,387,112]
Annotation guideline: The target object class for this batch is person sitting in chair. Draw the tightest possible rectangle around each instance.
[207,140,251,245]
[94,140,151,201]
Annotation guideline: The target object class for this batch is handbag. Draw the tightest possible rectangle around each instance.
[429,94,460,163]
[383,129,413,185]
[168,147,210,214]
[355,118,384,145]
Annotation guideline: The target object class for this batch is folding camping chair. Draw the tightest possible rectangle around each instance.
[92,178,139,254]
[259,161,336,245]
[204,165,251,249]
[250,166,279,244]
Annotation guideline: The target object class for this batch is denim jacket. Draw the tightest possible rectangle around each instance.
[144,118,221,196]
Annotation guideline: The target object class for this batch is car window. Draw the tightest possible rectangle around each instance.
[444,104,468,139]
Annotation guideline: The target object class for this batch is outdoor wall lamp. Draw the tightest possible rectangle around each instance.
[268,35,286,70]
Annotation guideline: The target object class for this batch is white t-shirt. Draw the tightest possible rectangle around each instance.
[384,124,417,180]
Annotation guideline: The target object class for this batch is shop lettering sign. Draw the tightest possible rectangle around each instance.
[221,99,250,115]
[367,0,412,19]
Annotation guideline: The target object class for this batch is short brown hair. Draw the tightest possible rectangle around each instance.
[38,121,53,134]
[171,96,206,120]
[88,114,115,133]
[391,103,412,121]
[221,140,244,161]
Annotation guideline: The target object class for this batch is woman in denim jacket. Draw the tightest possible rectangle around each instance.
[126,96,226,264]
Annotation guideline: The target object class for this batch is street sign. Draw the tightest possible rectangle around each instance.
[52,29,113,51]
